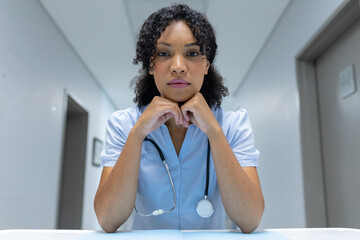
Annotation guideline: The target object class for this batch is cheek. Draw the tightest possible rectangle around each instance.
[192,61,208,75]
[152,63,168,95]
[152,61,168,75]
[190,65,206,84]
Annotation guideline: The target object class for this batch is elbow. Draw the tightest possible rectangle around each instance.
[239,213,263,234]
[241,225,259,234]
[99,222,118,233]
[95,208,131,233]
[94,197,133,233]
[94,199,119,233]
[95,209,120,233]
[239,199,265,233]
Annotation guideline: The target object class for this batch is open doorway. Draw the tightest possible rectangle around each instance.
[57,94,88,229]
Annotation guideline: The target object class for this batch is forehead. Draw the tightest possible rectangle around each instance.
[157,21,197,43]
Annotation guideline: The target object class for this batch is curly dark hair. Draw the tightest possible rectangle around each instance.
[131,4,228,107]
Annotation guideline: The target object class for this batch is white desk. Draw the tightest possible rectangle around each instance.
[0,228,359,240]
[269,228,360,240]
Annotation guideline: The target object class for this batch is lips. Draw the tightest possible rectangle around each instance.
[167,79,190,88]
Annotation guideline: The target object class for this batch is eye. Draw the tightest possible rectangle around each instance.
[157,51,169,57]
[187,51,200,57]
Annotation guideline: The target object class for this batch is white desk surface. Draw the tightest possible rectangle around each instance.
[0,228,359,240]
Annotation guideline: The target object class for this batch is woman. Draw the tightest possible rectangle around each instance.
[94,4,264,233]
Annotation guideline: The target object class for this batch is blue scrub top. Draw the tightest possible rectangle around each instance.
[100,105,259,230]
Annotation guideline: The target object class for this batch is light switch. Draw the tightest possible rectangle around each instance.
[339,64,356,99]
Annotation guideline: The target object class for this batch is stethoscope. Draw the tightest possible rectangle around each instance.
[134,136,214,218]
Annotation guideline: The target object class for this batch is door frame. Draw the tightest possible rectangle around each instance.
[296,0,360,227]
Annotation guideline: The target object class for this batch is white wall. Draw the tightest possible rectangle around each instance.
[0,0,117,229]
[232,0,345,229]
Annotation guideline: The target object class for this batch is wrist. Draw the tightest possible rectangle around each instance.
[205,124,223,140]
[130,124,147,142]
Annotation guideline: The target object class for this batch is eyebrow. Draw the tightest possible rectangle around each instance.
[157,42,198,47]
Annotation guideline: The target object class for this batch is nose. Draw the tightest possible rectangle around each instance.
[170,55,186,74]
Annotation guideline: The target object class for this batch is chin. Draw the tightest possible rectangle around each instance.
[163,95,188,103]
[170,97,191,104]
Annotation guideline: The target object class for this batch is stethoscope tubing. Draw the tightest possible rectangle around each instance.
[135,136,212,218]
[134,137,176,217]
[205,140,210,197]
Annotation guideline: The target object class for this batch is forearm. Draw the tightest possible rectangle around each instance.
[207,127,264,233]
[94,127,144,232]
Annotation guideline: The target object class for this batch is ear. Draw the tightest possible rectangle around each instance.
[204,60,210,75]
[149,61,154,75]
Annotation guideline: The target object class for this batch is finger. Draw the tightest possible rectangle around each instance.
[163,112,174,123]
[182,114,190,128]
[151,97,184,124]
[159,100,181,121]
[159,98,184,124]
[181,108,191,122]
[178,112,184,125]
[157,112,176,127]
[157,105,181,124]
[183,119,190,128]
[171,105,182,125]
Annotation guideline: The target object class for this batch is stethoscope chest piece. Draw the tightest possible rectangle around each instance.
[196,197,214,218]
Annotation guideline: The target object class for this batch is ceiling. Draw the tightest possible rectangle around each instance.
[39,0,290,109]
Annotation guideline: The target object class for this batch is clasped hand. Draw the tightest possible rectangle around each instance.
[135,93,220,138]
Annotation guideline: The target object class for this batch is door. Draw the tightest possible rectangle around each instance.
[57,95,88,229]
[315,19,360,228]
